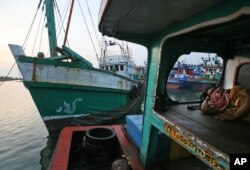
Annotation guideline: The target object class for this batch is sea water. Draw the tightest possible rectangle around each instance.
[0,81,52,170]
[0,80,144,170]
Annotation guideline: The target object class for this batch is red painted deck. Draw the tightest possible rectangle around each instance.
[49,125,144,170]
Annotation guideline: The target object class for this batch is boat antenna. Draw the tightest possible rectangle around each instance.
[118,41,125,56]
[100,36,108,67]
[126,42,130,58]
[63,0,75,46]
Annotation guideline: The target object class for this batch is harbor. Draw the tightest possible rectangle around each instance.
[2,0,250,170]
[0,82,145,170]
[1,0,146,169]
[7,0,147,133]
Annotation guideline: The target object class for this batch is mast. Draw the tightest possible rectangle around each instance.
[45,0,57,56]
[63,0,75,46]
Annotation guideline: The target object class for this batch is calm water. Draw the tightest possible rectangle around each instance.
[0,81,202,170]
[168,88,203,103]
[0,81,55,170]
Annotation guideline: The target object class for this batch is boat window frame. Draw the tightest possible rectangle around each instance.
[235,62,250,89]
[115,65,119,71]
[120,65,124,71]
[165,53,223,103]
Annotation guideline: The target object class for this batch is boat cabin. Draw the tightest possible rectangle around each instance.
[99,0,250,169]
[99,41,136,80]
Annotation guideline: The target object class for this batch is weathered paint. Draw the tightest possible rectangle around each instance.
[139,40,162,166]
[45,0,57,56]
[140,109,230,169]
[11,53,136,132]
[99,0,250,169]
[138,2,250,169]
[17,56,135,81]
[25,81,130,118]
[16,58,133,91]
[164,123,229,170]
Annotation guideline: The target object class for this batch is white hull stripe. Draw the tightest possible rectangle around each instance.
[42,114,85,121]
[17,60,133,90]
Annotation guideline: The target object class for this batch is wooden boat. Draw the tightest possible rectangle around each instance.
[99,0,250,169]
[9,0,142,133]
[167,58,221,91]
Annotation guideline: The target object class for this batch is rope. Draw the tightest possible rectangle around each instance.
[23,0,44,50]
[0,62,17,86]
[32,7,44,56]
[86,0,101,51]
[77,0,100,63]
[54,2,65,45]
[38,16,46,52]
[2,0,42,87]
[55,0,71,47]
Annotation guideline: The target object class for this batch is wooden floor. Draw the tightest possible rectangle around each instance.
[162,104,250,154]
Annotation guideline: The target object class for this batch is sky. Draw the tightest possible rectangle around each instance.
[178,52,222,65]
[0,0,147,77]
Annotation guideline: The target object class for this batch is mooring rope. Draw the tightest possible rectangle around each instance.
[0,62,17,86]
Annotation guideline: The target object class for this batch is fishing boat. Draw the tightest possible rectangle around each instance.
[167,55,223,91]
[201,55,223,81]
[9,0,141,133]
[99,0,250,169]
[99,41,136,80]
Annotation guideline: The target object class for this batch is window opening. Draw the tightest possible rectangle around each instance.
[167,53,223,102]
[120,65,124,71]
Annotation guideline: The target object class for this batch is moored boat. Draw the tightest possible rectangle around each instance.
[99,0,250,169]
[9,0,141,133]
[99,41,136,80]
[167,55,222,91]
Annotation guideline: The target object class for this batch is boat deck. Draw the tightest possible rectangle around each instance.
[49,125,144,170]
[162,104,250,154]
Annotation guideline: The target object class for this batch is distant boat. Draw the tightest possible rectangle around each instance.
[167,55,222,91]
[99,41,136,80]
[9,0,140,132]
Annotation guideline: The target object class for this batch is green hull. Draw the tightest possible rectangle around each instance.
[25,81,130,117]
[11,55,139,132]
[23,81,134,132]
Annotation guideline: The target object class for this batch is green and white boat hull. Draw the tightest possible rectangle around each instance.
[12,55,136,132]
[8,0,141,133]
